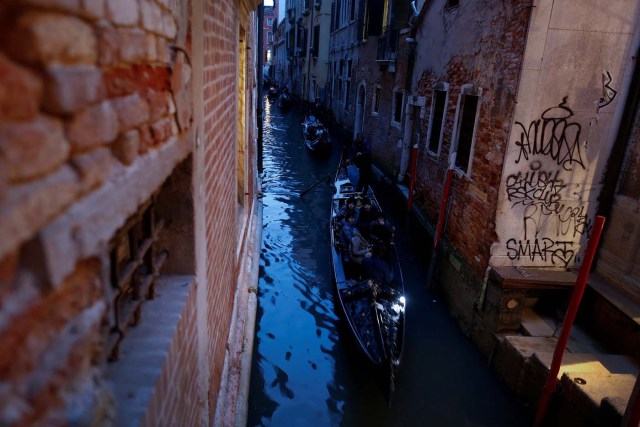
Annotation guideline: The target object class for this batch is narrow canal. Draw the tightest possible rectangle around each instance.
[247,97,528,427]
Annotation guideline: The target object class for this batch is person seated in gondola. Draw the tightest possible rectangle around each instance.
[362,243,394,286]
[357,197,378,238]
[349,229,371,279]
[337,196,359,223]
[339,212,359,248]
[369,212,394,248]
[306,125,317,140]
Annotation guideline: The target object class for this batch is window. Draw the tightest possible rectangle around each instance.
[427,88,448,155]
[312,25,320,58]
[350,0,355,21]
[361,0,369,40]
[446,0,459,8]
[238,29,247,206]
[452,87,482,174]
[344,60,352,111]
[373,86,380,114]
[267,18,274,26]
[267,31,273,43]
[392,91,404,123]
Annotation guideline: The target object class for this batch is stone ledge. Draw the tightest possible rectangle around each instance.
[106,275,194,427]
[490,266,577,290]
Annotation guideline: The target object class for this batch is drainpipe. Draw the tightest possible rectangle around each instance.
[306,3,314,104]
[396,35,417,182]
[407,143,418,210]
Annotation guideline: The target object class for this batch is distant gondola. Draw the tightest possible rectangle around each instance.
[267,85,279,100]
[302,115,330,153]
[329,155,406,404]
[278,90,292,109]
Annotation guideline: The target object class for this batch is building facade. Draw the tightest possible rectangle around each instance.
[0,0,262,424]
[263,2,279,67]
[274,0,331,103]
[325,0,640,380]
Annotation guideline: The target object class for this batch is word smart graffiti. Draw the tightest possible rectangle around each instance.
[506,238,575,267]
[514,98,585,171]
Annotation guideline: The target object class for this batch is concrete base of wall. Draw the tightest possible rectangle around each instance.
[213,200,263,427]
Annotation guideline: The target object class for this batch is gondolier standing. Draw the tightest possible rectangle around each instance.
[351,133,372,195]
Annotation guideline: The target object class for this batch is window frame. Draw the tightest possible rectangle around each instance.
[450,85,482,176]
[426,84,449,157]
[391,89,404,127]
[372,85,381,115]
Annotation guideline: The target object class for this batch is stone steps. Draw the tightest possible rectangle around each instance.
[492,309,639,425]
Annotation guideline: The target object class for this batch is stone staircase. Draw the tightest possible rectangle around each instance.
[491,308,639,426]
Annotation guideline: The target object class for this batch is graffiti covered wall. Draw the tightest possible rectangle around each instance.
[491,0,640,269]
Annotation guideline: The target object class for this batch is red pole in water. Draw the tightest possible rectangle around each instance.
[425,167,454,288]
[407,145,418,211]
[433,168,454,249]
[534,215,606,426]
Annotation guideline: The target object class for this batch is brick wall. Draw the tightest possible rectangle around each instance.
[0,0,260,423]
[410,2,530,278]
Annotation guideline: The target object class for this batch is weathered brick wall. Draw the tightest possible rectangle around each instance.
[0,0,188,422]
[358,35,411,180]
[410,1,530,278]
[201,0,244,419]
[0,0,260,423]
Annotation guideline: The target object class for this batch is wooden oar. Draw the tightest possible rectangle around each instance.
[300,152,350,197]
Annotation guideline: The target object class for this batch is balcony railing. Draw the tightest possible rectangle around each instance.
[376,26,398,63]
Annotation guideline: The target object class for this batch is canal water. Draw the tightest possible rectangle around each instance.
[247,98,528,427]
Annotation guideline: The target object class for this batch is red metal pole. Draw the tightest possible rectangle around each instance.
[433,168,454,249]
[534,215,606,426]
[425,167,454,289]
[407,145,419,211]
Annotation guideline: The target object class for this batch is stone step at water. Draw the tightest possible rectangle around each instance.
[522,352,638,409]
[491,335,558,397]
[556,371,637,426]
[519,309,609,354]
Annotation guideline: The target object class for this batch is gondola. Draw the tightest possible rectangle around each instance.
[329,156,406,403]
[278,91,292,109]
[267,85,279,100]
[302,115,330,153]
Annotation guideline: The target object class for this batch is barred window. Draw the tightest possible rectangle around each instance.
[108,198,168,361]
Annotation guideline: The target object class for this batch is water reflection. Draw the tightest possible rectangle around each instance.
[249,97,343,427]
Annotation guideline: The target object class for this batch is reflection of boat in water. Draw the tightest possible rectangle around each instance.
[302,115,330,153]
[278,91,292,109]
[329,156,406,404]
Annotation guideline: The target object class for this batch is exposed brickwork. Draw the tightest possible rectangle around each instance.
[0,0,260,424]
[408,2,530,278]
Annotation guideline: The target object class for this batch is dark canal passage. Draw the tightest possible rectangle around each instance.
[247,97,528,427]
